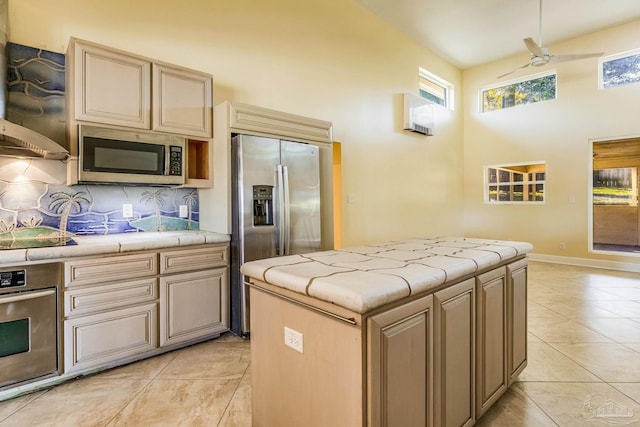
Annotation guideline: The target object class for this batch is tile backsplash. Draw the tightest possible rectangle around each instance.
[0,43,200,248]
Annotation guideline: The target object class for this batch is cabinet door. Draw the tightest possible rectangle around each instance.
[64,302,158,373]
[73,41,151,128]
[160,267,228,347]
[368,295,433,427]
[475,267,508,418]
[152,64,212,138]
[507,259,528,384]
[434,278,475,427]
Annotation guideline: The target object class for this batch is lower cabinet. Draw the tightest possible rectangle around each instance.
[366,260,527,427]
[367,295,434,427]
[507,259,528,384]
[159,267,228,347]
[64,302,158,373]
[433,278,476,427]
[62,244,229,375]
[475,267,508,418]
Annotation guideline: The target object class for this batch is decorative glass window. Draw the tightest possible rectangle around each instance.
[485,162,546,203]
[600,49,640,89]
[481,72,556,112]
[419,67,454,109]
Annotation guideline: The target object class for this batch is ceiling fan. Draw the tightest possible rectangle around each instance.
[497,0,604,79]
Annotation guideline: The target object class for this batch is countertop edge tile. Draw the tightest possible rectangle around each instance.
[1,231,230,265]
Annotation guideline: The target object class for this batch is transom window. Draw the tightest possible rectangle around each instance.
[481,72,556,112]
[485,162,546,203]
[419,67,454,110]
[600,49,640,89]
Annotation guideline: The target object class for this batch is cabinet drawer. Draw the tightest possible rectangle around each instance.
[65,253,158,287]
[64,302,158,373]
[160,245,228,274]
[64,277,158,317]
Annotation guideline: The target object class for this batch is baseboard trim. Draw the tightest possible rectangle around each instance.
[528,253,640,273]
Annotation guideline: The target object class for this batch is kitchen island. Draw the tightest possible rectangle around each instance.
[241,237,532,427]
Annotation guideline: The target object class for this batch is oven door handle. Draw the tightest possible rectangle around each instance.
[0,289,55,304]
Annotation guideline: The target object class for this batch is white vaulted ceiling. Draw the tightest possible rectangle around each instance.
[355,0,640,69]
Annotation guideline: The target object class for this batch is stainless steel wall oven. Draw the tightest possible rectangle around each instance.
[0,263,60,390]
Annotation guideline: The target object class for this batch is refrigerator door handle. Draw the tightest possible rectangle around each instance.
[276,165,286,255]
[282,165,291,255]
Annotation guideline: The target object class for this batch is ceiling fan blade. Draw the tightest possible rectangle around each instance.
[549,52,604,64]
[524,37,545,57]
[497,62,532,79]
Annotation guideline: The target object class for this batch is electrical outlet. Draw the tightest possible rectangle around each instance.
[284,326,303,353]
[559,242,566,250]
[122,204,133,218]
[179,205,188,218]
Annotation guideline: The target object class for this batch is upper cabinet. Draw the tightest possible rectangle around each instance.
[152,64,212,138]
[68,38,213,139]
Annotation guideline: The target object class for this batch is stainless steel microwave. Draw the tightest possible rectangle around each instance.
[78,125,185,185]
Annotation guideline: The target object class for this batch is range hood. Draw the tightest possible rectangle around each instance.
[0,0,68,160]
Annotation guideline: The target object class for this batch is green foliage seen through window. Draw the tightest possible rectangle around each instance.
[482,74,556,112]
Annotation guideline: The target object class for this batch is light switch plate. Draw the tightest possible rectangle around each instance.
[122,204,133,218]
[179,205,188,218]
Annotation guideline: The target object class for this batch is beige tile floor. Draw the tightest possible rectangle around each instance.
[2,260,640,426]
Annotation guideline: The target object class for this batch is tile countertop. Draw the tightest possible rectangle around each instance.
[0,231,230,266]
[241,237,533,314]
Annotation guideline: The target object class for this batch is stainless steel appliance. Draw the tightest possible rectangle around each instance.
[0,263,60,390]
[78,124,185,185]
[231,134,322,336]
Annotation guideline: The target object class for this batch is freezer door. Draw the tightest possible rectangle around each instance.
[237,135,280,262]
[281,140,322,255]
[231,135,280,335]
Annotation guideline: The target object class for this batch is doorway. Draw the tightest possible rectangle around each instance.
[592,138,640,253]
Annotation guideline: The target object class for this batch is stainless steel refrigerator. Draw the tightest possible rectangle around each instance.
[231,134,322,336]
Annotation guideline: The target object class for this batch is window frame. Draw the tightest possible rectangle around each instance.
[484,161,546,205]
[479,70,557,113]
[598,48,640,90]
[419,67,454,110]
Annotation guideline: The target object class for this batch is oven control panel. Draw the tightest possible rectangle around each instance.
[0,270,26,288]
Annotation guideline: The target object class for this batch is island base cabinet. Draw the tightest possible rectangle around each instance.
[507,259,528,384]
[367,295,434,427]
[159,267,228,347]
[250,286,363,427]
[475,267,508,418]
[64,303,158,373]
[434,278,476,427]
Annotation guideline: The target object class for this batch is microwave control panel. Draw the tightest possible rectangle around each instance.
[169,146,183,176]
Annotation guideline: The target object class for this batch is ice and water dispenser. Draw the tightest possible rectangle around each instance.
[253,185,273,226]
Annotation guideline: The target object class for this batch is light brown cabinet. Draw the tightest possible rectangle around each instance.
[62,244,229,375]
[507,259,528,384]
[71,41,151,129]
[367,295,434,427]
[475,267,508,418]
[63,253,159,373]
[159,245,229,347]
[434,278,476,427]
[69,38,212,138]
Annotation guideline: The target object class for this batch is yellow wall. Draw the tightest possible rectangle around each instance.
[8,0,464,247]
[462,19,640,263]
